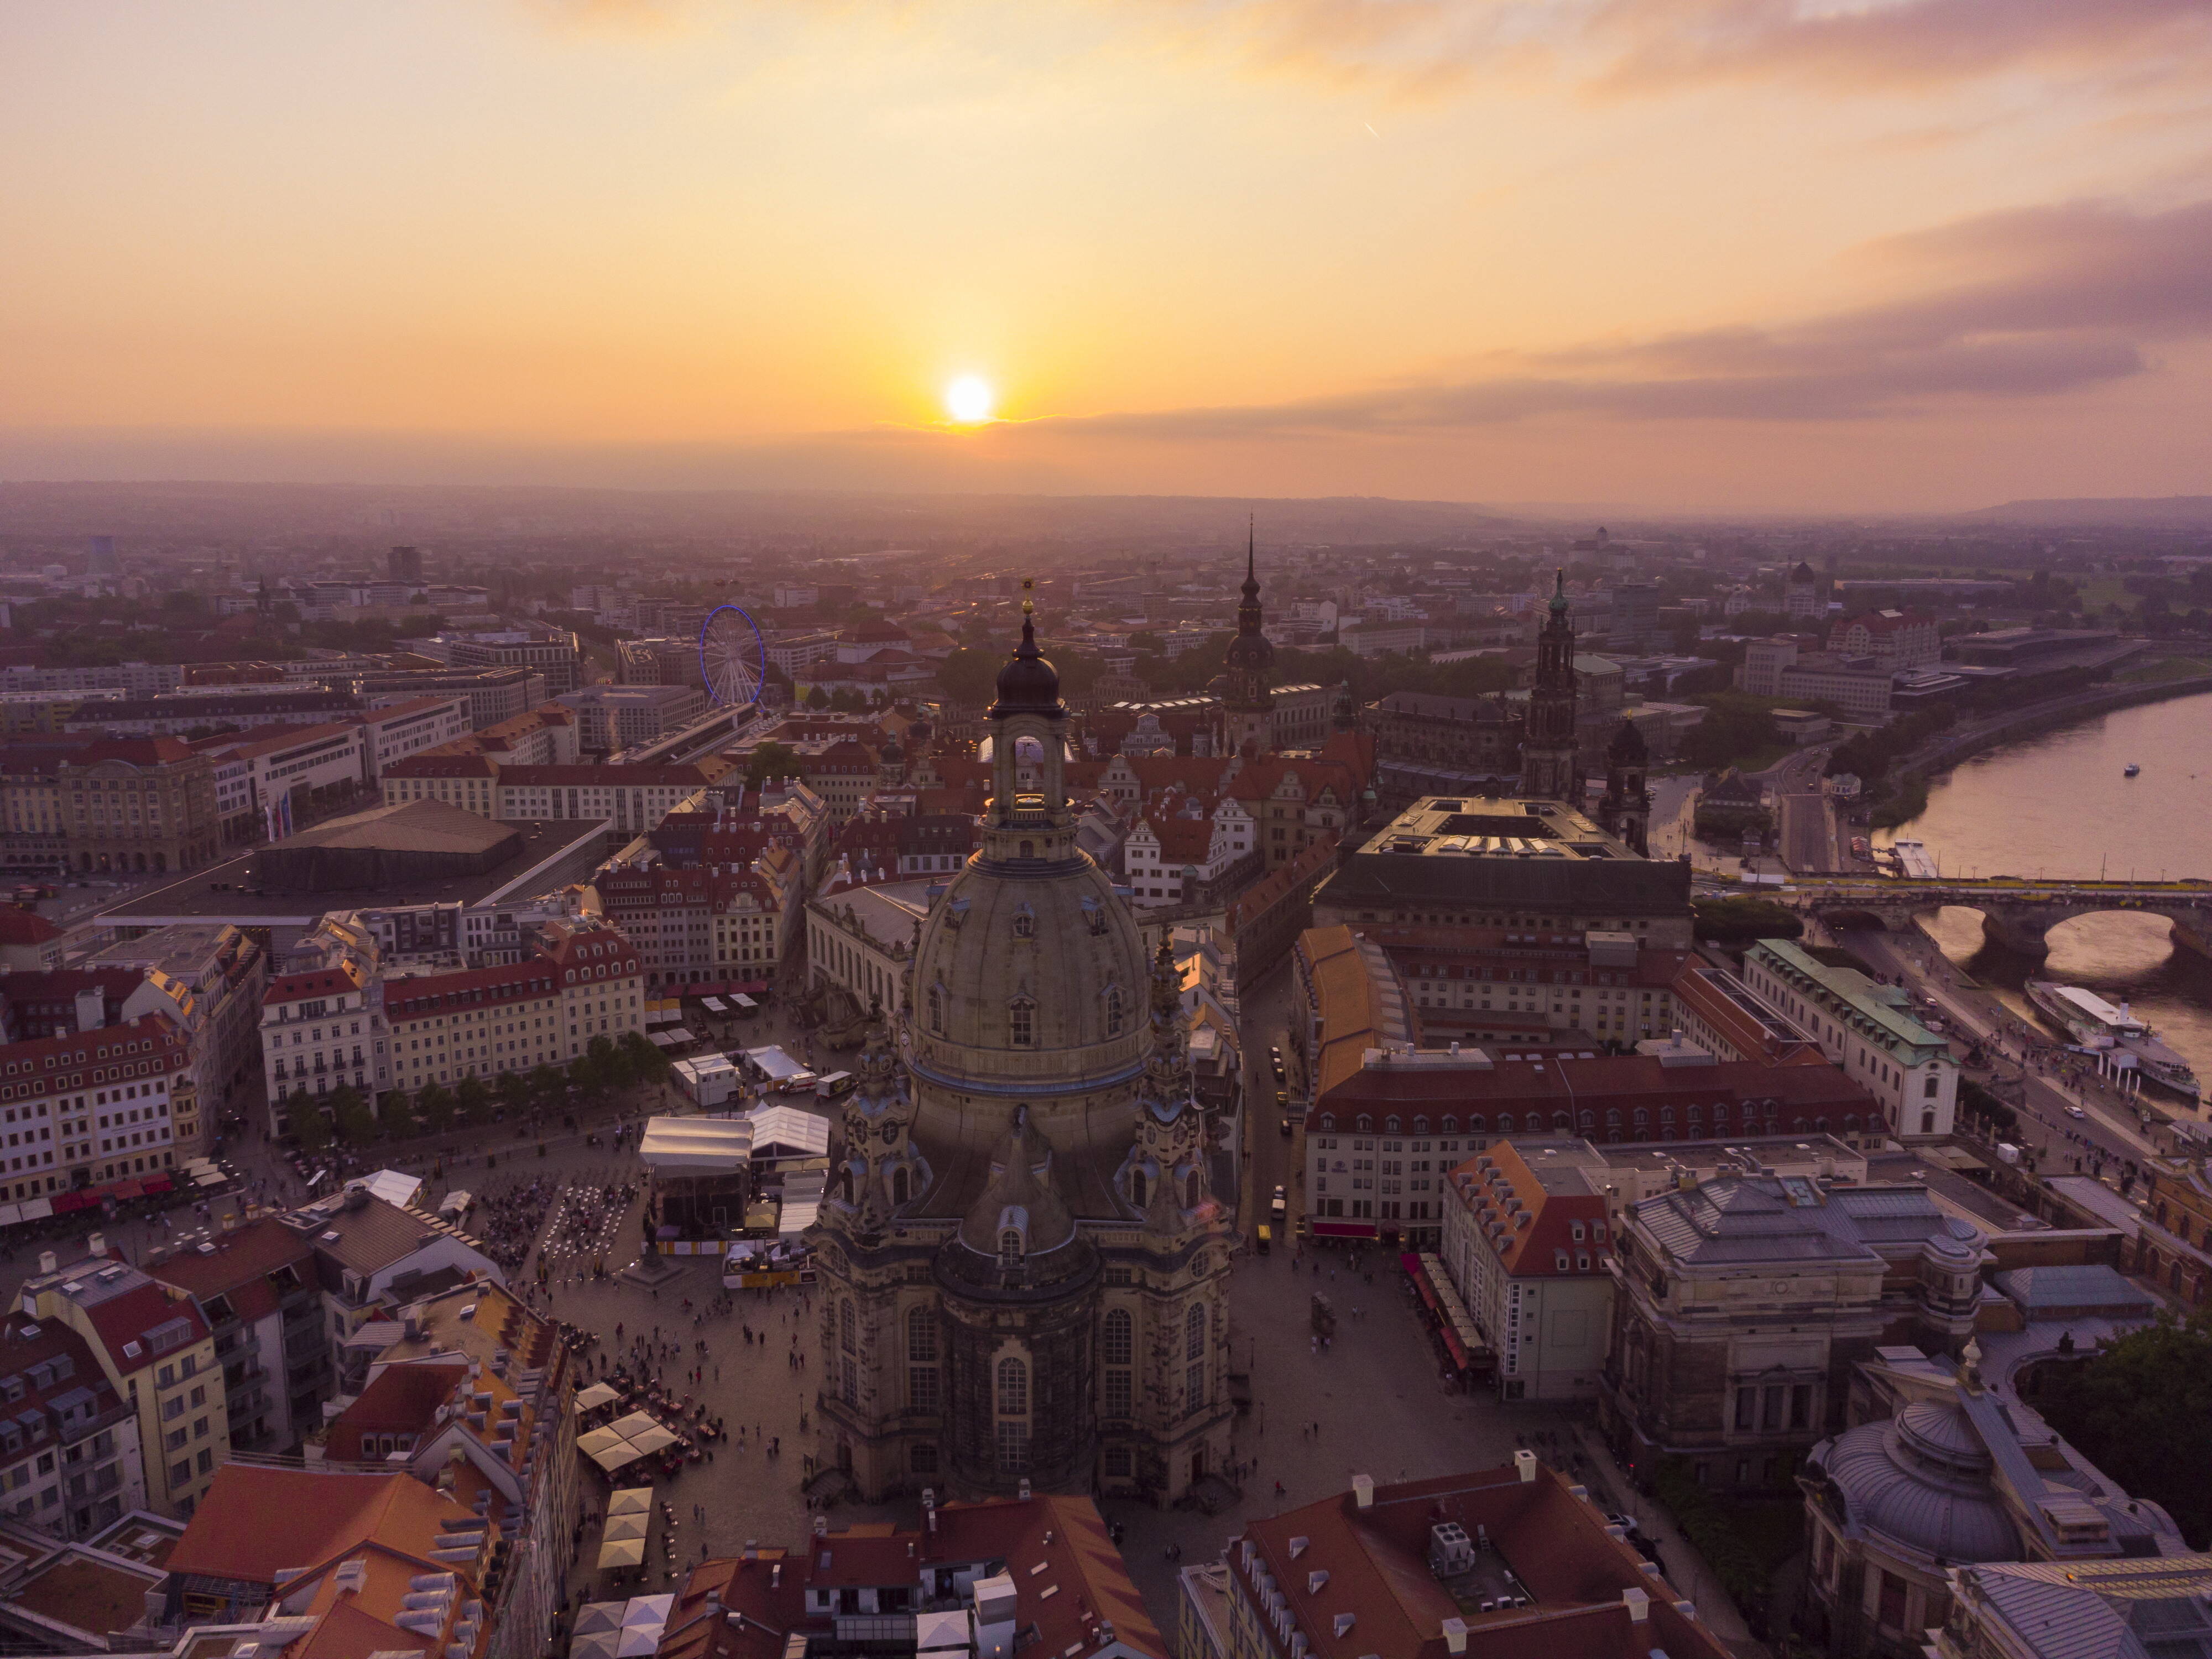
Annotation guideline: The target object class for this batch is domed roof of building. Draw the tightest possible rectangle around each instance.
[1606,716,1647,765]
[956,1107,1076,1258]
[989,603,1061,717]
[905,839,1150,1155]
[1815,1403,2020,1564]
[1548,568,1572,615]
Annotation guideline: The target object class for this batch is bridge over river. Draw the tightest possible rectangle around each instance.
[1784,875,2212,959]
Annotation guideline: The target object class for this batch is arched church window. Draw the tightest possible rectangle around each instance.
[840,1300,856,1355]
[1184,1305,1207,1410]
[928,983,943,1035]
[1000,1228,1024,1267]
[997,1357,1029,1417]
[1129,1169,1146,1210]
[1102,1309,1133,1367]
[906,1306,937,1364]
[1105,985,1123,1037]
[1009,997,1035,1047]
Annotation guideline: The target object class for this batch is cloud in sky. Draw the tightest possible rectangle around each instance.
[1134,0,2212,97]
[1027,196,2212,436]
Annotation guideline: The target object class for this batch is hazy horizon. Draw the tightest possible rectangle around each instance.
[7,2,2212,513]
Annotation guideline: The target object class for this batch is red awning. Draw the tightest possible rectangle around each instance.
[50,1190,96,1213]
[732,980,770,995]
[1311,1220,1378,1239]
[142,1173,175,1195]
[1402,1252,1443,1314]
[112,1179,145,1201]
[1437,1322,1470,1370]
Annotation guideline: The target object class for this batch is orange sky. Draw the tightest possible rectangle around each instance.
[4,0,2211,510]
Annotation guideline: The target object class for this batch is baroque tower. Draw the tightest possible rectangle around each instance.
[1598,716,1651,855]
[1220,522,1276,757]
[1520,568,1580,801]
[810,583,1235,1507]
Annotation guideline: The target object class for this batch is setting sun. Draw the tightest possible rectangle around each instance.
[944,375,995,425]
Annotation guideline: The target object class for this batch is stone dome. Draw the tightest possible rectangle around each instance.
[1606,716,1648,765]
[905,844,1151,1155]
[990,609,1060,716]
[1815,1404,2020,1564]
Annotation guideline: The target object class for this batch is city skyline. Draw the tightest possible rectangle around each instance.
[4,2,2211,511]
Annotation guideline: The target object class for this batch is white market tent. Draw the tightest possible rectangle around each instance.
[637,1117,754,1174]
[742,1045,809,1083]
[596,1538,644,1572]
[744,1102,831,1161]
[733,993,758,1009]
[602,1512,650,1542]
[575,1383,620,1411]
[624,1597,675,1629]
[665,1027,696,1046]
[700,996,730,1014]
[645,1031,676,1050]
[574,1603,627,1637]
[607,1488,654,1517]
[346,1168,423,1210]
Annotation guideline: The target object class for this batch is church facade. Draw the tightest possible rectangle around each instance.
[809,586,1235,1507]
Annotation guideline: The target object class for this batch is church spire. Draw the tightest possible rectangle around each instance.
[1242,515,1259,602]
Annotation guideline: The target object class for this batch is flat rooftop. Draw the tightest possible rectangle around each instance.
[1362,796,1625,863]
[98,816,609,928]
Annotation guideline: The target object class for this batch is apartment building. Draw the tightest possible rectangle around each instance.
[278,1188,503,1361]
[1741,940,1957,1138]
[557,682,705,752]
[593,855,795,993]
[1205,1463,1728,1659]
[259,958,377,1134]
[140,1216,329,1455]
[316,1277,578,1659]
[15,1246,227,1517]
[442,629,585,695]
[0,1319,144,1539]
[357,695,472,778]
[59,739,222,876]
[82,924,268,1137]
[1439,1139,1614,1401]
[0,1013,195,1203]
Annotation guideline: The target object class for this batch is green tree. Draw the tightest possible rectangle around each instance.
[328,1084,377,1147]
[526,1063,566,1112]
[455,1074,492,1126]
[933,647,1000,707]
[619,1030,669,1088]
[494,1070,531,1118]
[286,1088,331,1154]
[378,1089,417,1140]
[2037,1310,2212,1547]
[802,684,830,709]
[414,1082,455,1137]
[1691,897,1806,946]
[745,742,802,786]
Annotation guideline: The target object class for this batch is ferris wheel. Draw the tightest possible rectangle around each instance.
[698,603,767,708]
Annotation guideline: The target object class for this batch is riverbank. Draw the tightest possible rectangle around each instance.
[1889,673,2212,807]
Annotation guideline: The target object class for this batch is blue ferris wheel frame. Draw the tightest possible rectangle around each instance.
[698,603,768,708]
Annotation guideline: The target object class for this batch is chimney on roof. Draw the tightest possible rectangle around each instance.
[1514,1449,1538,1483]
[1351,1474,1374,1509]
[1442,1619,1468,1654]
[1623,1589,1650,1624]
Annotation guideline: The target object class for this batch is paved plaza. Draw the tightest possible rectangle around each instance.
[0,983,1756,1647]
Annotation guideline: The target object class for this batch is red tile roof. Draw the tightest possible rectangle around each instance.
[0,909,61,946]
[263,963,366,1006]
[324,1361,469,1460]
[79,1280,205,1377]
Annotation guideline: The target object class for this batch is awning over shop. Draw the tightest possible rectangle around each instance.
[1415,1251,1491,1374]
[51,1191,96,1214]
[1311,1219,1377,1239]
[112,1179,144,1201]
[142,1173,174,1194]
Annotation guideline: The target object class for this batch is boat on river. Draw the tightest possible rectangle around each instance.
[2026,979,2200,1100]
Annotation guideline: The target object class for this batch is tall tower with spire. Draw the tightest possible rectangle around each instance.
[1220,520,1277,757]
[1520,569,1580,801]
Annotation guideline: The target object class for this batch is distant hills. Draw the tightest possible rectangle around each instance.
[1965,496,2212,528]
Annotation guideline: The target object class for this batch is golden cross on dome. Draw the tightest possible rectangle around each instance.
[1021,576,1034,616]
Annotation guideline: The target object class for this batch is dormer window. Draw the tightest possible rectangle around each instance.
[999,1228,1023,1267]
